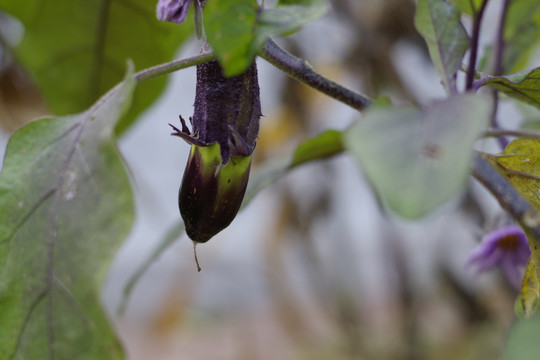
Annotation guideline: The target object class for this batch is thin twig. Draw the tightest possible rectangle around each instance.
[117,221,185,316]
[134,51,215,83]
[260,38,372,111]
[493,0,510,77]
[482,128,540,140]
[472,153,540,244]
[490,0,511,149]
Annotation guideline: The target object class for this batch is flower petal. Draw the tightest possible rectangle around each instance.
[156,0,191,24]
[470,247,505,272]
[501,254,524,289]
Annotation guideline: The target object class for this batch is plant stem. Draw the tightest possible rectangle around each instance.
[490,0,511,149]
[133,39,373,113]
[134,51,215,83]
[482,128,540,140]
[260,38,372,111]
[473,153,540,245]
[466,0,489,90]
[117,221,185,316]
[493,0,510,77]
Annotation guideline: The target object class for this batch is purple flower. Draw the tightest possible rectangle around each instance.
[156,0,206,37]
[467,225,531,289]
[156,0,191,24]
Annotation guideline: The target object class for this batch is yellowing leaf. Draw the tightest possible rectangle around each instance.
[490,138,540,316]
[0,0,192,134]
[521,256,540,317]
[492,138,540,210]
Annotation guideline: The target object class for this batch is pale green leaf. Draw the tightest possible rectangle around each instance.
[415,0,469,93]
[0,66,136,359]
[503,314,540,360]
[0,0,192,134]
[345,94,490,218]
[255,1,328,42]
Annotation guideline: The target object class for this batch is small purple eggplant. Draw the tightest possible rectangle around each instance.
[170,56,261,268]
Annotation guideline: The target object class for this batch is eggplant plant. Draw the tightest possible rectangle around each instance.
[1,0,540,359]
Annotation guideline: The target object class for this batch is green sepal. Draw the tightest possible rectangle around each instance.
[179,143,252,243]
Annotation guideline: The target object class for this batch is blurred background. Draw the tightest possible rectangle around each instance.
[1,0,535,359]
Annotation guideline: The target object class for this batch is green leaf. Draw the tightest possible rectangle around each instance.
[0,0,192,134]
[290,129,344,167]
[448,0,484,16]
[345,94,490,219]
[203,0,258,76]
[503,314,540,360]
[414,0,469,93]
[0,65,136,359]
[479,67,540,109]
[244,129,344,205]
[204,0,327,76]
[503,1,540,73]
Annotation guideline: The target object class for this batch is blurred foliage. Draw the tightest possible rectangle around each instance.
[204,0,327,76]
[414,0,469,93]
[0,0,192,134]
[346,95,490,218]
[449,0,484,16]
[502,0,540,73]
[503,314,540,360]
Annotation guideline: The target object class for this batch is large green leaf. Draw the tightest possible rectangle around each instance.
[204,0,327,76]
[0,0,192,134]
[479,67,540,109]
[0,65,136,359]
[414,0,469,94]
[345,94,490,218]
